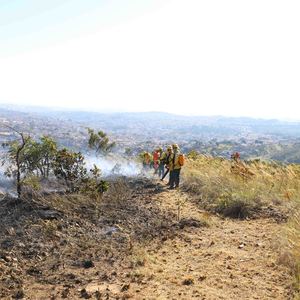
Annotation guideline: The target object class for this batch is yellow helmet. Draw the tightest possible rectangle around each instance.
[172,143,179,149]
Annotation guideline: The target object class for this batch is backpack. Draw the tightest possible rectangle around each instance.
[178,154,185,166]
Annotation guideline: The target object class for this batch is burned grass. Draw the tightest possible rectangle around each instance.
[0,177,178,299]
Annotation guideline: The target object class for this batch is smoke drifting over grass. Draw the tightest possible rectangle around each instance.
[85,154,143,177]
[0,166,14,196]
[0,153,146,196]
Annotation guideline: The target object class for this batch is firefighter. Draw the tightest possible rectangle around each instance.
[168,144,184,189]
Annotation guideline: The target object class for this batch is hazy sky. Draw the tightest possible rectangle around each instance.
[0,0,299,119]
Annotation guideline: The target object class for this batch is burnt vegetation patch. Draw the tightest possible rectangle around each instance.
[0,177,178,299]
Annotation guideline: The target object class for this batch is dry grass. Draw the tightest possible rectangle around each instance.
[182,153,300,297]
[285,208,300,298]
[182,154,300,218]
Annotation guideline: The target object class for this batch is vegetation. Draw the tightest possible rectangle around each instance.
[183,151,300,296]
[183,151,300,218]
[87,128,116,155]
[286,210,300,297]
[2,127,31,199]
[2,128,111,199]
[2,109,300,297]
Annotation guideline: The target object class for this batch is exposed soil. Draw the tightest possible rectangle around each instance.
[0,177,294,299]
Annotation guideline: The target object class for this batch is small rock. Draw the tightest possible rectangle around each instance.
[238,243,245,249]
[182,278,194,285]
[83,260,94,269]
[80,288,91,299]
[26,266,42,276]
[38,209,62,220]
[13,289,24,299]
[66,273,76,280]
[4,256,12,262]
[7,227,16,236]
[95,291,101,300]
[121,283,130,292]
[61,288,69,298]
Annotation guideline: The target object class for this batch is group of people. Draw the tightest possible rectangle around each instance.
[142,144,185,189]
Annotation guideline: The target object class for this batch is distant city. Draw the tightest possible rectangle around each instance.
[1,104,300,163]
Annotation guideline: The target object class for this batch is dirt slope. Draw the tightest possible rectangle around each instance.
[0,178,294,299]
[126,188,293,300]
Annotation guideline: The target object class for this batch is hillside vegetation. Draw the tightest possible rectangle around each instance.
[1,125,300,298]
[182,153,300,296]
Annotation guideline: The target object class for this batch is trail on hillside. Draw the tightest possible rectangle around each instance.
[0,178,294,300]
[124,185,293,300]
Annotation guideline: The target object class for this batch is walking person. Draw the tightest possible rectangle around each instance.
[153,148,160,175]
[161,146,173,183]
[157,147,165,178]
[142,151,152,171]
[168,144,184,189]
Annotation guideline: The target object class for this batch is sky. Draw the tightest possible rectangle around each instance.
[0,0,299,120]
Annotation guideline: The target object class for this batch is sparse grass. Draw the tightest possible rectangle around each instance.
[130,247,148,268]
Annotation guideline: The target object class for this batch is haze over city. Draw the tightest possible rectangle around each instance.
[0,0,299,120]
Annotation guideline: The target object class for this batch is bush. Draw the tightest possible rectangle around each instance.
[215,195,260,219]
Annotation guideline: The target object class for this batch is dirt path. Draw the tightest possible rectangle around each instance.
[126,188,293,300]
[0,179,293,299]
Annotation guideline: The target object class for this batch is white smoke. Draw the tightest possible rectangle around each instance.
[0,153,151,197]
[85,154,144,177]
[0,164,14,197]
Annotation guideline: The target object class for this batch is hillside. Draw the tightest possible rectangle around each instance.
[1,154,299,299]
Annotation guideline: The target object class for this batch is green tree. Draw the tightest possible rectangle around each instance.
[88,128,116,155]
[39,136,57,177]
[52,148,87,192]
[2,127,31,200]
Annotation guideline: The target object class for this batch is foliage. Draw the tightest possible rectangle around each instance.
[4,135,57,178]
[187,150,201,160]
[52,148,87,192]
[2,131,31,199]
[2,127,110,201]
[38,136,58,177]
[22,175,41,191]
[80,164,109,199]
[88,128,115,155]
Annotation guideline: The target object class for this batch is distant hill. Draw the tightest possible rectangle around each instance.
[1,105,300,162]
